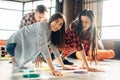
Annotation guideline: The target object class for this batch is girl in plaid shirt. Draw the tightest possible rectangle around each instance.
[61,9,109,72]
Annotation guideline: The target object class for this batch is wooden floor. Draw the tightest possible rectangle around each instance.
[0,58,120,80]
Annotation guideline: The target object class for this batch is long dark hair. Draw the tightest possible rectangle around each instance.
[49,12,66,48]
[75,9,98,61]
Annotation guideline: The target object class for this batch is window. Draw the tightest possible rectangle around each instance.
[102,0,120,39]
[24,0,56,18]
[0,0,56,40]
[0,1,22,40]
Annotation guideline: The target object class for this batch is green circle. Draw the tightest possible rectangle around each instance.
[29,70,34,72]
[23,74,40,78]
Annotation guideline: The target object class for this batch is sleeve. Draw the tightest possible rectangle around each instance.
[65,23,76,48]
[40,44,51,59]
[82,34,91,56]
[36,27,51,60]
[19,16,27,29]
[38,39,51,60]
[62,22,77,58]
[49,44,60,58]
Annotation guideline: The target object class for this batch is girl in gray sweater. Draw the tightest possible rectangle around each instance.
[6,12,75,76]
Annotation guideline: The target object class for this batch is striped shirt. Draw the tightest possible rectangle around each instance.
[7,22,60,68]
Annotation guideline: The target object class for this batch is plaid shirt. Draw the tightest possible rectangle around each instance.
[19,12,36,29]
[62,21,92,58]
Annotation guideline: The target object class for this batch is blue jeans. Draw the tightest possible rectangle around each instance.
[6,43,17,56]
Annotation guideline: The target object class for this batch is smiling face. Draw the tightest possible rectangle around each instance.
[50,18,64,32]
[81,15,91,31]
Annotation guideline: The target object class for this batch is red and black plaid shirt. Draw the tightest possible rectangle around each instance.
[62,21,92,58]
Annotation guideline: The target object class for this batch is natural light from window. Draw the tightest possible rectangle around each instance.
[0,0,56,40]
[102,0,120,39]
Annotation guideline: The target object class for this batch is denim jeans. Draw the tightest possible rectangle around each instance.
[6,43,17,56]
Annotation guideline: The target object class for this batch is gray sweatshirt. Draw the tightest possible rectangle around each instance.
[7,22,60,68]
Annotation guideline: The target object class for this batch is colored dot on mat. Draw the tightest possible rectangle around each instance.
[19,70,24,72]
[56,65,62,67]
[19,70,34,73]
[73,71,87,74]
[29,70,34,72]
[23,74,40,78]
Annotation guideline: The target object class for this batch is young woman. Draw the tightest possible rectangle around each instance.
[6,12,75,76]
[62,9,114,72]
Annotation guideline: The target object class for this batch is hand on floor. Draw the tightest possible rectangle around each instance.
[51,70,63,76]
[34,56,43,67]
[80,66,104,72]
[87,67,104,72]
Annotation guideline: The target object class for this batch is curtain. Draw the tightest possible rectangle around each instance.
[63,0,82,28]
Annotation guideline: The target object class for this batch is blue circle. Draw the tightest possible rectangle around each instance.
[23,74,40,78]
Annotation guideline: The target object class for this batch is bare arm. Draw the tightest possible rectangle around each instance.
[77,44,105,73]
[45,57,63,76]
[77,51,89,68]
[56,56,65,67]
